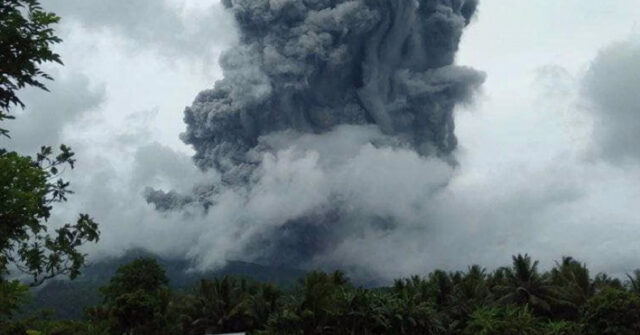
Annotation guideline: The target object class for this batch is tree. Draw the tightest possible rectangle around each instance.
[97,258,178,335]
[0,0,99,290]
[0,148,100,286]
[186,276,254,334]
[549,257,592,319]
[394,275,433,307]
[0,280,28,318]
[447,265,493,331]
[334,288,390,334]
[180,278,282,334]
[294,271,349,334]
[463,305,542,335]
[265,271,351,335]
[1,0,62,137]
[625,269,640,295]
[543,320,583,335]
[101,258,169,301]
[494,254,559,314]
[591,273,623,293]
[387,291,444,335]
[581,288,640,335]
[241,282,282,331]
[389,275,446,334]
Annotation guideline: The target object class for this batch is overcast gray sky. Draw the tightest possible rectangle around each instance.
[2,0,640,278]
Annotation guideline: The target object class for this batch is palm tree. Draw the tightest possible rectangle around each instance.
[627,269,640,295]
[394,275,432,305]
[388,289,445,335]
[494,254,558,314]
[592,273,624,293]
[549,257,592,318]
[390,275,447,334]
[188,277,252,334]
[426,271,454,308]
[241,283,282,330]
[265,271,351,334]
[335,288,390,334]
[450,265,492,324]
[464,305,542,335]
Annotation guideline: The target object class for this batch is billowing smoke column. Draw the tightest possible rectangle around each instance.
[149,0,484,273]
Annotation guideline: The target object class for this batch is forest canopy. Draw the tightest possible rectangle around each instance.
[4,254,640,335]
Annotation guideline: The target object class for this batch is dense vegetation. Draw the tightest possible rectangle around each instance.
[4,254,640,334]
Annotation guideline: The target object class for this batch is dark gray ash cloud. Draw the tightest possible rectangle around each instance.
[147,0,484,275]
[183,0,484,177]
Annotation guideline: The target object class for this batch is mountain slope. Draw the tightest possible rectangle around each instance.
[21,250,305,319]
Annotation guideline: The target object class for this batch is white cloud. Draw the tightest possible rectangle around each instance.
[45,0,236,61]
[1,71,105,154]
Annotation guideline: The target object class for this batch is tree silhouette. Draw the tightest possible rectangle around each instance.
[494,254,559,314]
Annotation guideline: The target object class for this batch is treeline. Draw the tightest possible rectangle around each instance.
[4,255,640,334]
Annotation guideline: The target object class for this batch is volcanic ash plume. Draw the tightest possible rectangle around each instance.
[148,0,485,274]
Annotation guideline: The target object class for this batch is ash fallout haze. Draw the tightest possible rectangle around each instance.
[4,0,640,282]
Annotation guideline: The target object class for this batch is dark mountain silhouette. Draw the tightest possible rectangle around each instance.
[22,249,305,319]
